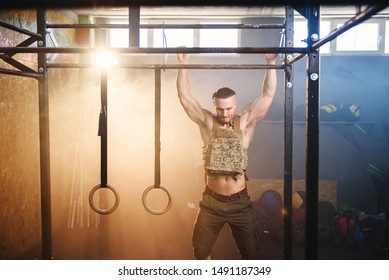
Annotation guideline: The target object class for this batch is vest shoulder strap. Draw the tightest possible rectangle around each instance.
[211,115,240,132]
[233,115,240,132]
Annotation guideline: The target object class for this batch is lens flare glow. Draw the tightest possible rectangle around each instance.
[94,51,118,68]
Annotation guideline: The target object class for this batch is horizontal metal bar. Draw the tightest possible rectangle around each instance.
[0,47,307,54]
[313,3,388,50]
[47,63,285,70]
[0,67,40,79]
[255,120,376,125]
[0,0,384,9]
[46,23,285,29]
[0,20,42,39]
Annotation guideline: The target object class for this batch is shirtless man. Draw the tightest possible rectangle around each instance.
[176,52,277,259]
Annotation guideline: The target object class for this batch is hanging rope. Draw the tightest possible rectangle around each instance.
[89,69,120,215]
[162,22,168,68]
[142,68,172,215]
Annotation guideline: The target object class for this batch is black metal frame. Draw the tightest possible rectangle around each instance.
[283,6,294,260]
[37,9,52,260]
[0,3,387,260]
[305,3,320,260]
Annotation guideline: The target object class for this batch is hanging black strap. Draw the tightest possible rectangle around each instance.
[89,69,119,215]
[89,69,120,215]
[141,68,172,215]
[154,68,161,188]
[98,69,108,188]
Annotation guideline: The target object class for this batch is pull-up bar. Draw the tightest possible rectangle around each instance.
[47,63,285,70]
[0,46,307,54]
[47,23,285,29]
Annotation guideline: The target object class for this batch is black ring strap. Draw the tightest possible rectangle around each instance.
[89,69,119,215]
[142,68,172,215]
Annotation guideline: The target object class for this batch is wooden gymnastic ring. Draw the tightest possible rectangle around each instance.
[89,184,120,215]
[142,185,172,215]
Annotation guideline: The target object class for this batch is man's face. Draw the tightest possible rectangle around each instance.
[214,96,237,125]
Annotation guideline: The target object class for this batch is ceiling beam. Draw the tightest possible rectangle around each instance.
[0,0,381,9]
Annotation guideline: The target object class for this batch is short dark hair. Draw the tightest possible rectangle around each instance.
[212,87,236,100]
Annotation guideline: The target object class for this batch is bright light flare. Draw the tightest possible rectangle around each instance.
[94,51,118,68]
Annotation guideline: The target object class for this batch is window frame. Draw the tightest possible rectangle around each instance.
[331,18,385,56]
[107,16,389,56]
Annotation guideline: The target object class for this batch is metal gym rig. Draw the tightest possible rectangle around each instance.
[0,3,387,260]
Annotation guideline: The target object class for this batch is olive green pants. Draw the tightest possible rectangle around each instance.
[192,188,259,259]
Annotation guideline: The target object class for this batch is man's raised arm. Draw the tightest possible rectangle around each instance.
[176,53,207,125]
[244,53,278,127]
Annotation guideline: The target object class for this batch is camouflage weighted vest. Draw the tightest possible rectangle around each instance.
[202,115,248,176]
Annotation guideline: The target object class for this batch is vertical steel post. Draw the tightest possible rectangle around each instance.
[129,6,140,47]
[37,9,53,260]
[305,4,320,260]
[283,6,294,260]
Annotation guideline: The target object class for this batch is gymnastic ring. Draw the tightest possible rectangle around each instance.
[88,184,120,215]
[142,185,172,215]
